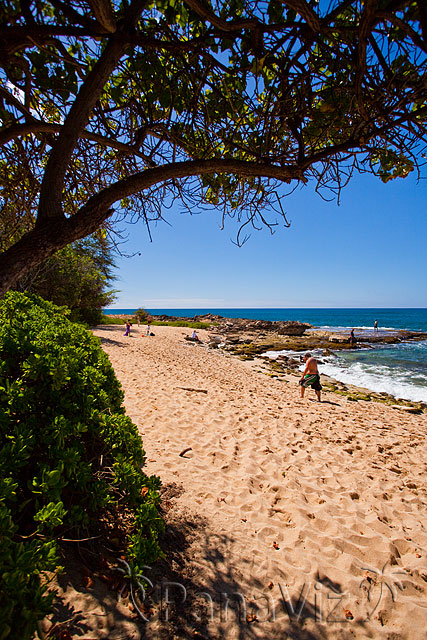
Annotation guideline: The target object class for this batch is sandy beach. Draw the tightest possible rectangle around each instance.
[50,323,427,639]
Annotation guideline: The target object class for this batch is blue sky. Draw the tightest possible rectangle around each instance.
[108,170,426,309]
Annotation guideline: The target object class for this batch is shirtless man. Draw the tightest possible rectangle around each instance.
[299,352,322,401]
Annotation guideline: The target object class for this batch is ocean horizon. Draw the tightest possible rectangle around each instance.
[104,307,427,332]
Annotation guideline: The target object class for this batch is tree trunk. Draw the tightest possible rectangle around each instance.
[0,209,112,297]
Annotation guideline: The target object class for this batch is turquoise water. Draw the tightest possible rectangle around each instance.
[320,341,427,403]
[106,308,427,332]
[105,308,427,402]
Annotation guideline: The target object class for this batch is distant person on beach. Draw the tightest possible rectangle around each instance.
[299,353,322,401]
[374,319,378,332]
[124,320,131,337]
[192,330,199,341]
[146,322,151,336]
[350,328,356,346]
[137,315,141,327]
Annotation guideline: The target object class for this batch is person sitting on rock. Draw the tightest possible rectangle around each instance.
[185,330,200,342]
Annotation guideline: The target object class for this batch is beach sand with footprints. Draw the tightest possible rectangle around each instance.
[48,323,427,639]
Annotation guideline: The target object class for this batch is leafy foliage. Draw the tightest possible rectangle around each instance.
[0,1,426,292]
[132,307,150,323]
[151,320,211,329]
[0,292,163,640]
[21,238,117,325]
[99,313,126,325]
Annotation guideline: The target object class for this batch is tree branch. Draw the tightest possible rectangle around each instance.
[183,0,259,32]
[0,121,156,165]
[78,158,304,216]
[0,122,55,146]
[87,0,117,34]
[283,0,321,32]
[37,35,129,222]
[303,104,427,167]
[416,0,427,50]
[0,84,35,122]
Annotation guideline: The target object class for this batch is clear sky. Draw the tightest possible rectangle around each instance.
[107,170,426,309]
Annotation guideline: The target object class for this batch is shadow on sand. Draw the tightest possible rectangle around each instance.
[43,482,369,639]
[93,324,129,348]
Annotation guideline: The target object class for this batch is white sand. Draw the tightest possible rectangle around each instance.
[47,324,427,639]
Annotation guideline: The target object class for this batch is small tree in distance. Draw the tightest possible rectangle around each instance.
[0,0,426,294]
[133,307,149,323]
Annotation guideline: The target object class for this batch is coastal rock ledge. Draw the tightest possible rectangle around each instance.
[193,315,311,336]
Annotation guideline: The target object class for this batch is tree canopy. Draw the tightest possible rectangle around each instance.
[0,0,426,295]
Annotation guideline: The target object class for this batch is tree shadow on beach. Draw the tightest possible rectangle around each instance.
[41,543,143,639]
[131,485,371,640]
[43,481,371,640]
[144,524,341,640]
[93,325,127,348]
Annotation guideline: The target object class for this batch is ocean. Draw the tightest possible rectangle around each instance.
[104,308,427,403]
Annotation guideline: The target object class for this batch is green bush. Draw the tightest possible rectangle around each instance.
[151,320,211,329]
[132,307,149,323]
[73,306,103,325]
[0,292,163,640]
[99,313,126,325]
[25,243,116,327]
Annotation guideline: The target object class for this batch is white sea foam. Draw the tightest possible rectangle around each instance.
[264,349,302,359]
[265,347,427,404]
[319,361,427,403]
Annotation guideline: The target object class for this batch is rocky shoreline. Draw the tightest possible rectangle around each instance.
[152,313,427,414]
[152,312,427,349]
[104,312,427,412]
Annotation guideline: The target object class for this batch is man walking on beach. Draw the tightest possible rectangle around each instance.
[299,353,322,401]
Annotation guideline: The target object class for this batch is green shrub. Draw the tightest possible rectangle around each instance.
[132,307,149,323]
[25,243,116,327]
[151,320,211,329]
[72,306,103,325]
[99,313,126,325]
[0,292,163,640]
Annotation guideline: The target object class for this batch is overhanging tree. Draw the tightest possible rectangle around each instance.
[0,0,426,295]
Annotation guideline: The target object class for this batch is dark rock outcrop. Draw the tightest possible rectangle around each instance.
[201,316,311,336]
